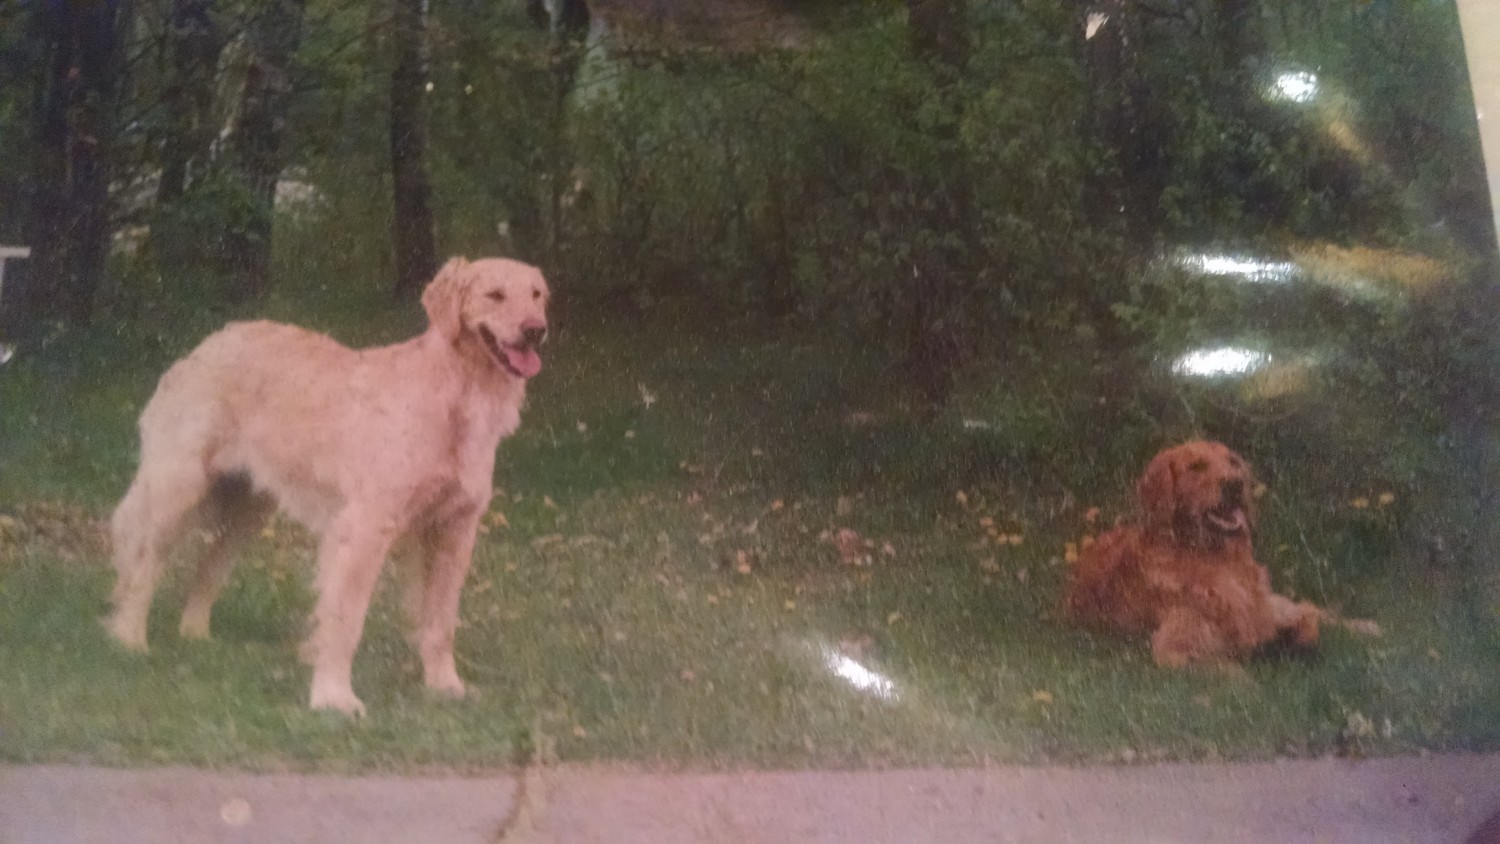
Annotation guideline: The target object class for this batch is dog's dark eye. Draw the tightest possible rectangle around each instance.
[532,289,541,300]
[1187,459,1208,473]
[487,291,506,303]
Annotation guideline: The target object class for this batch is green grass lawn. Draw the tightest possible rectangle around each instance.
[1,295,1497,772]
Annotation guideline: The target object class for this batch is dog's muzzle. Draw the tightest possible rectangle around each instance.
[1204,479,1249,535]
[478,320,545,379]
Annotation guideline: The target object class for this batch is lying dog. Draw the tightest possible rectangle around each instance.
[1062,440,1373,668]
[107,257,549,715]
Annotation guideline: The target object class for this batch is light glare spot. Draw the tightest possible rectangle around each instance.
[1271,71,1319,103]
[820,647,898,700]
[1172,347,1269,378]
[1180,252,1297,284]
[1085,13,1107,40]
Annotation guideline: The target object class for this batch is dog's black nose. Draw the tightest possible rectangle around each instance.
[522,325,548,347]
[1221,478,1245,499]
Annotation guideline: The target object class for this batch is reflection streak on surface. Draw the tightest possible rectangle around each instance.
[1178,252,1298,284]
[818,645,899,701]
[1171,346,1270,379]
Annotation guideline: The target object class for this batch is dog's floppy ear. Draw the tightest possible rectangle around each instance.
[422,257,470,340]
[1136,450,1178,536]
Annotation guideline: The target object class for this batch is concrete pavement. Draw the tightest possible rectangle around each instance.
[3,753,1499,843]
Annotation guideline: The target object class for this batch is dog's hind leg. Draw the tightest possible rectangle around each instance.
[1266,593,1321,648]
[107,459,213,651]
[179,474,275,640]
[1151,606,1238,669]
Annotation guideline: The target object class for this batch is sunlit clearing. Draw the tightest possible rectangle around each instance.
[1179,252,1297,284]
[820,646,898,701]
[1172,346,1269,379]
[1270,71,1319,103]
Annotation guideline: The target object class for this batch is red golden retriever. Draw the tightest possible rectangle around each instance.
[1062,441,1373,668]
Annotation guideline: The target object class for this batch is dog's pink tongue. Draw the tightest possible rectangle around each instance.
[504,346,542,378]
[1209,509,1247,532]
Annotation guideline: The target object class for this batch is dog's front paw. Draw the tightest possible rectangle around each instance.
[425,671,466,700]
[309,682,367,717]
[178,613,211,641]
[103,614,150,652]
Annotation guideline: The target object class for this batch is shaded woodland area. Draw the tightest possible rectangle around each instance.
[1,1,1491,354]
[1,0,1498,495]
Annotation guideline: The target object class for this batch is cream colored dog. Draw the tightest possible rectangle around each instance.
[107,257,549,715]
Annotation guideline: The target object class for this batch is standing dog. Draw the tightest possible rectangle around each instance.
[1062,441,1369,668]
[107,257,549,715]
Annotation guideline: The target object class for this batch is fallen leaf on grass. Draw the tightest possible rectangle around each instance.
[1083,506,1101,524]
[838,632,875,659]
[835,528,872,566]
[886,611,902,624]
[1032,690,1054,704]
[1064,543,1080,564]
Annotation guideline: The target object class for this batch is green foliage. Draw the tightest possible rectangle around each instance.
[149,169,269,273]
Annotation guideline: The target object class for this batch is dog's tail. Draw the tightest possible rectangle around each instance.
[1319,609,1383,637]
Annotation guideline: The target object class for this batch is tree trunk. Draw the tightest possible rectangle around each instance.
[904,0,973,411]
[1070,0,1162,350]
[389,0,436,299]
[1075,0,1159,243]
[544,0,589,272]
[220,0,306,301]
[1214,0,1262,94]
[155,0,225,206]
[25,0,129,325]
